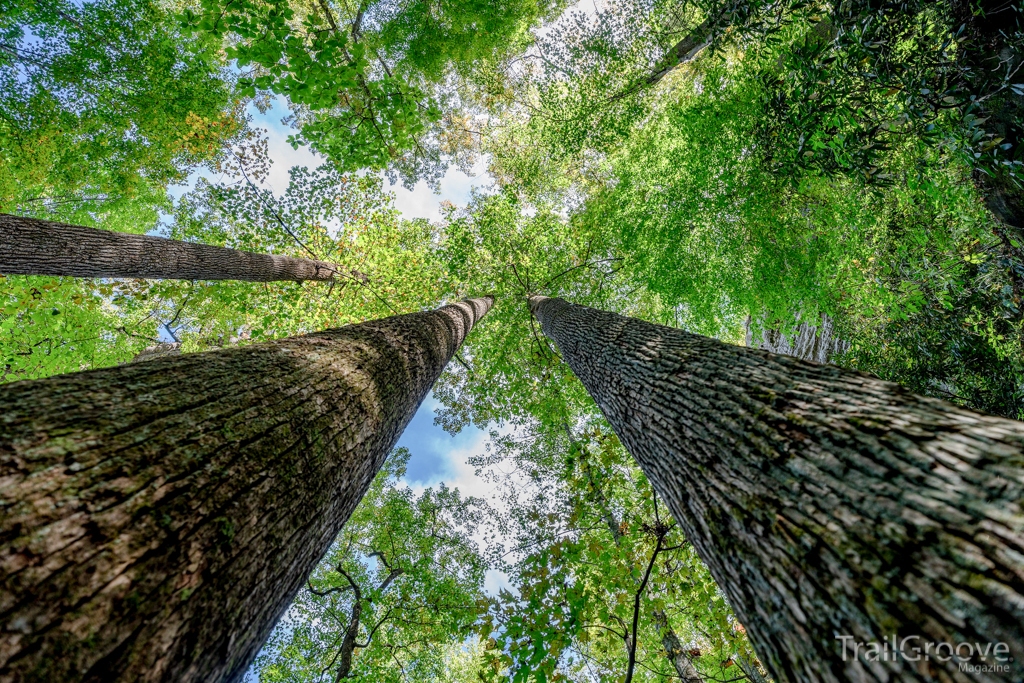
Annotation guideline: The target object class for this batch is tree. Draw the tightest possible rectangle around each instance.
[1,213,340,281]
[254,448,489,683]
[530,295,1024,682]
[0,163,449,385]
[0,0,241,227]
[0,296,492,683]
[184,0,566,183]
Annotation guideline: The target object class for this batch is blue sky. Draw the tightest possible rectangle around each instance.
[397,395,484,484]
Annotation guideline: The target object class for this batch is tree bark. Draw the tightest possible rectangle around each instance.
[738,655,770,683]
[129,343,181,363]
[0,213,340,281]
[745,315,849,365]
[530,295,1024,683]
[652,609,704,683]
[645,18,714,86]
[0,296,493,683]
[335,570,364,682]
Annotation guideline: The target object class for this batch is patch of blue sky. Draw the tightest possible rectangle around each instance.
[396,394,482,486]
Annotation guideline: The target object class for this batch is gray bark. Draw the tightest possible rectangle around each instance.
[129,343,181,363]
[0,213,339,281]
[0,296,492,683]
[745,315,849,365]
[652,609,704,683]
[530,295,1024,683]
[645,18,714,86]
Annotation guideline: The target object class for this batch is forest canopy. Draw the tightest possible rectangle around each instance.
[2,0,1023,680]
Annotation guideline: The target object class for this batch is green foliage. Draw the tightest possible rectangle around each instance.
[165,163,448,347]
[0,0,241,226]
[183,0,565,179]
[758,2,1024,183]
[489,0,1024,417]
[253,449,490,682]
[475,426,756,683]
[0,275,156,381]
[5,0,1024,679]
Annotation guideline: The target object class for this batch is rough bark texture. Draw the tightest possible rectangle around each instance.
[0,213,339,281]
[530,296,1024,683]
[0,297,492,683]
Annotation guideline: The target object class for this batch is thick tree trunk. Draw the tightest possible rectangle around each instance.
[0,213,339,281]
[0,297,492,683]
[530,296,1024,683]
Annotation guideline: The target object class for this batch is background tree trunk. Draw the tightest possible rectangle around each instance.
[0,297,492,683]
[652,608,704,683]
[530,295,1024,683]
[0,213,339,281]
[745,315,849,365]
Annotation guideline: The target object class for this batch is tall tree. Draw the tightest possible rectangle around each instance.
[1,213,341,281]
[529,295,1024,682]
[0,296,491,683]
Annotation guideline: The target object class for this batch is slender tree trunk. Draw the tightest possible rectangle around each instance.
[0,297,492,683]
[0,213,339,281]
[530,296,1024,683]
[645,17,714,85]
[738,655,770,683]
[336,574,363,682]
[652,609,704,683]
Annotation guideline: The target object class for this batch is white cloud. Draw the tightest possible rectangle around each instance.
[262,124,321,195]
[390,159,492,222]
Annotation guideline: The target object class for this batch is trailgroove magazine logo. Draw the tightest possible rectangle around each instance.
[836,636,1013,673]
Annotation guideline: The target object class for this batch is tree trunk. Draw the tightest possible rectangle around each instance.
[530,295,1024,683]
[738,655,770,683]
[0,213,339,281]
[129,342,181,363]
[645,17,714,86]
[336,573,363,682]
[0,296,492,683]
[652,609,704,683]
[745,315,849,365]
